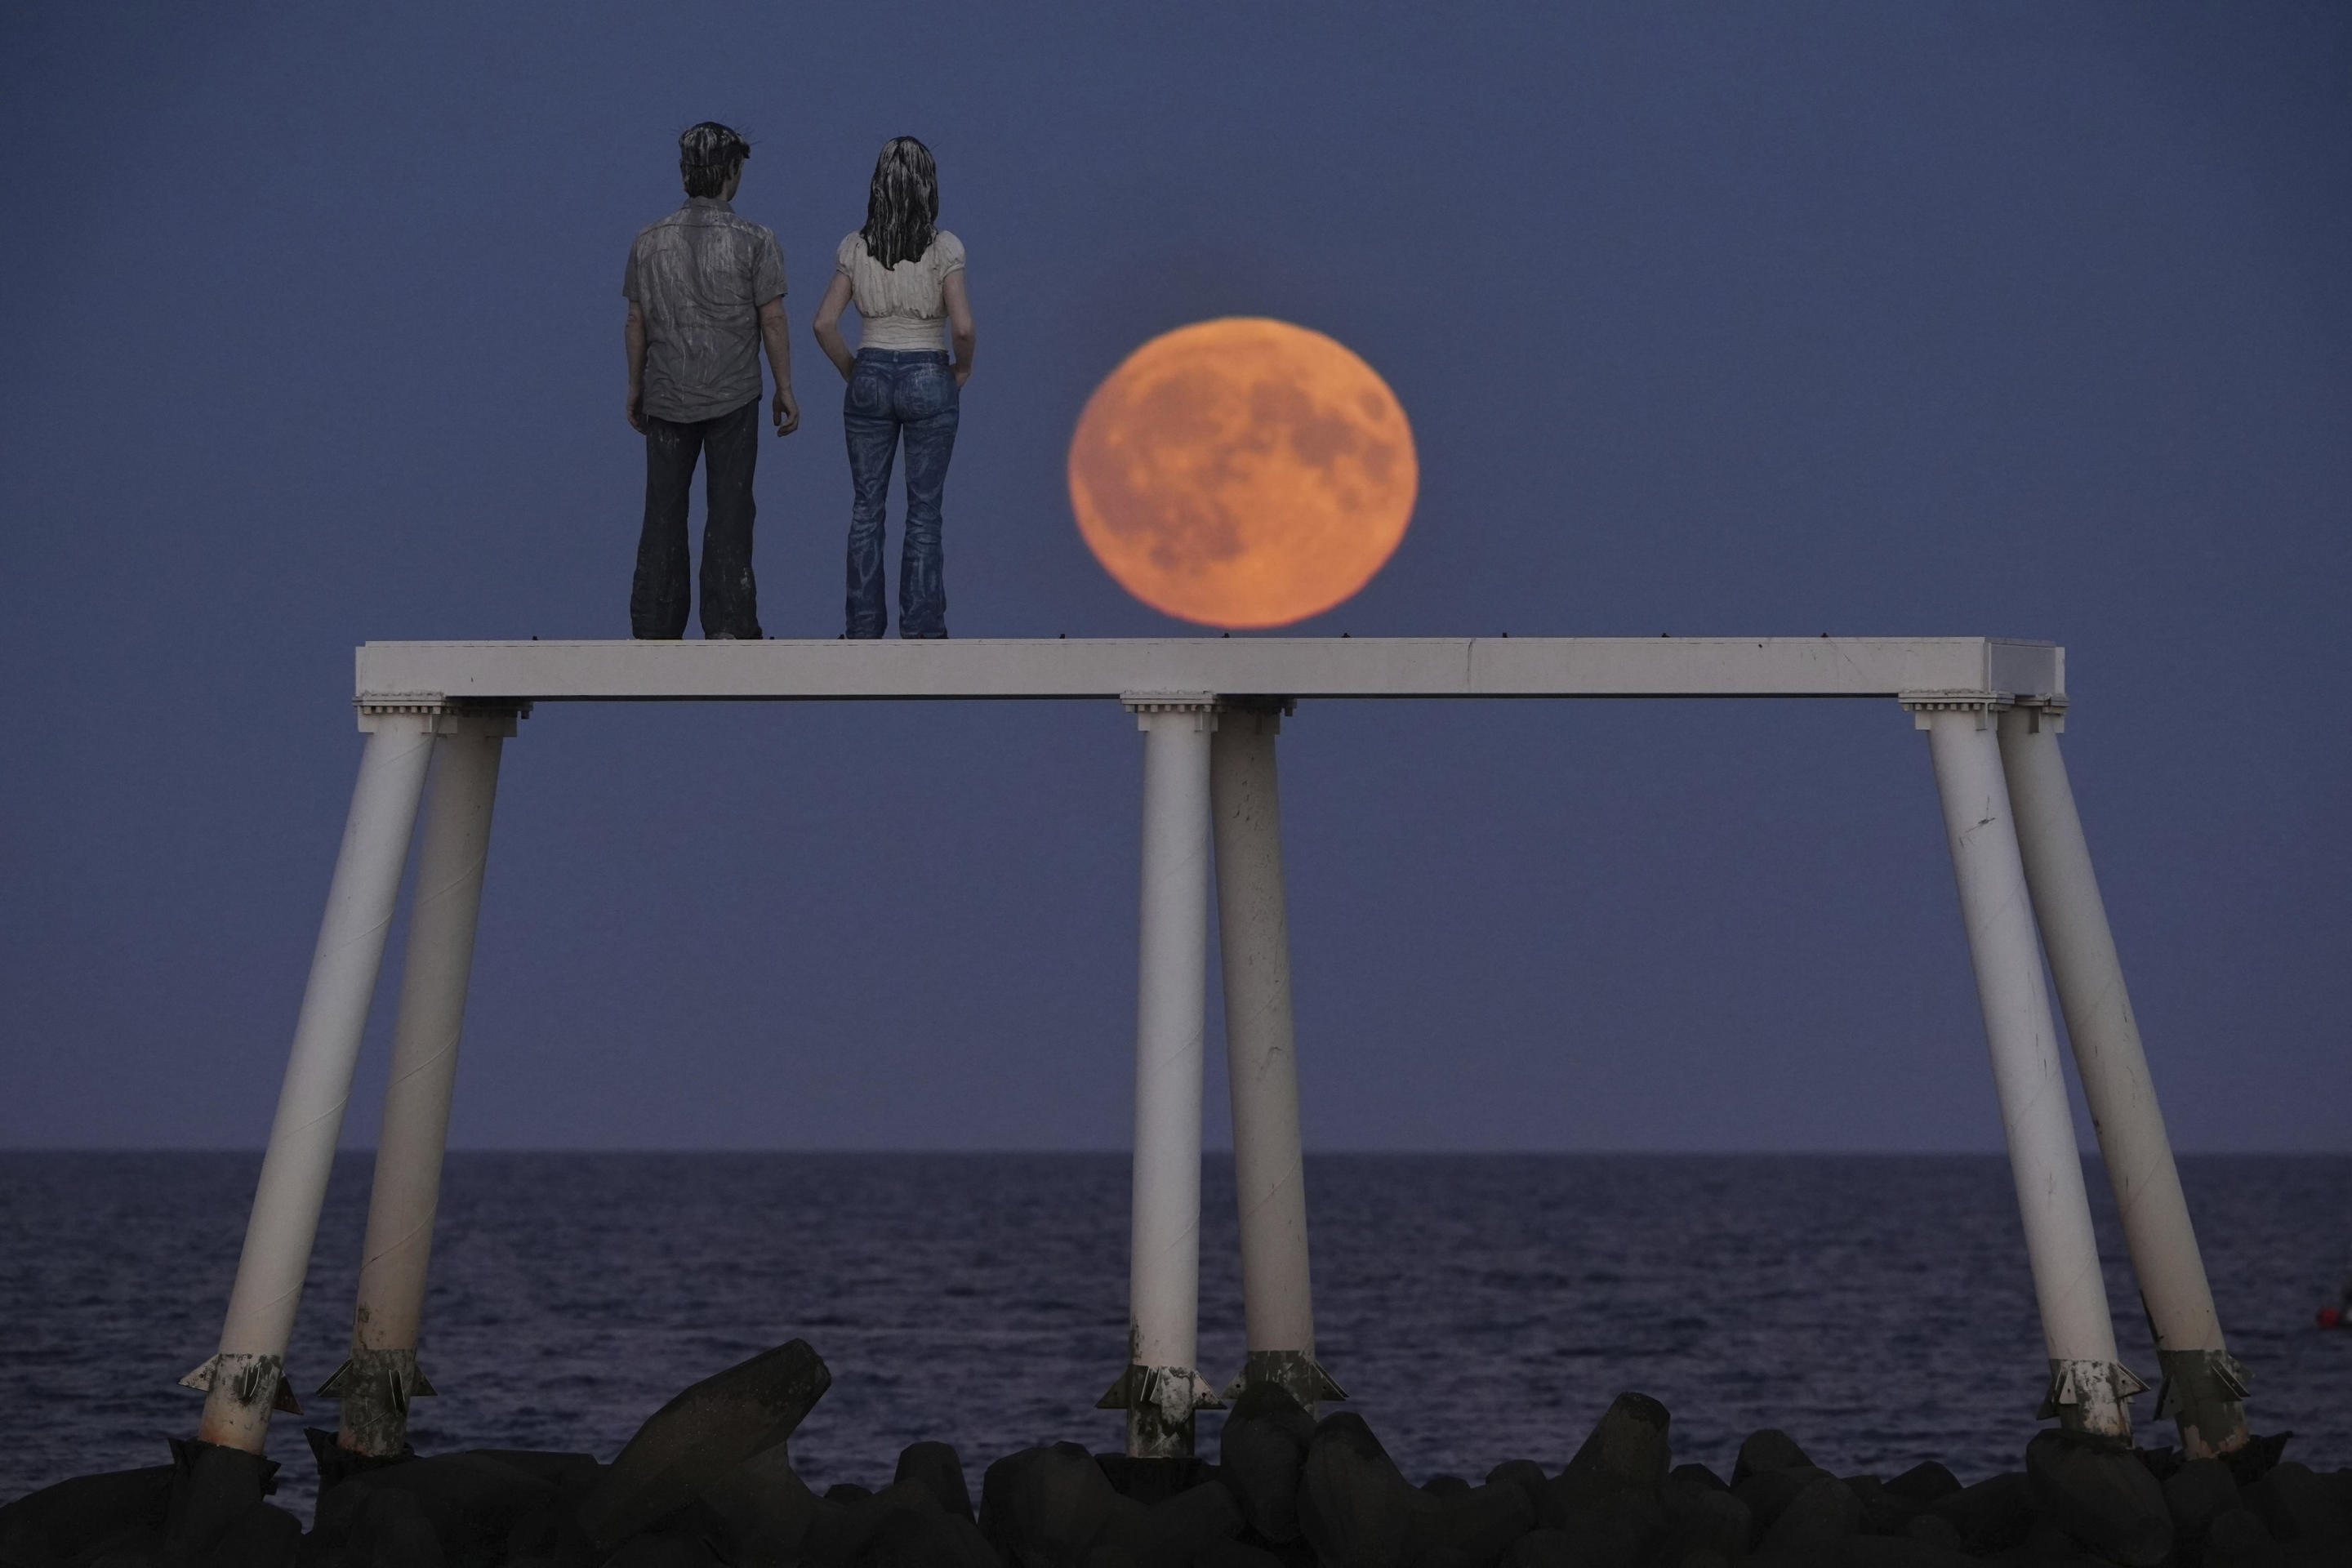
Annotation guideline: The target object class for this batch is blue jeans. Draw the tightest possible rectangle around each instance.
[844,349,960,638]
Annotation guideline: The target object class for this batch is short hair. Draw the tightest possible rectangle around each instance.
[860,137,938,269]
[679,122,750,198]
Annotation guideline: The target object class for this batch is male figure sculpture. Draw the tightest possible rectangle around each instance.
[624,122,800,639]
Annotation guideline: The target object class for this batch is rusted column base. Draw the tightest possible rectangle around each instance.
[181,1352,300,1453]
[2038,1357,2148,1441]
[2157,1347,2252,1458]
[320,1346,438,1457]
[1099,1363,1223,1459]
[1222,1348,1347,1411]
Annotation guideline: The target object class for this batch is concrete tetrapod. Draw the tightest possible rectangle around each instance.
[576,1339,831,1555]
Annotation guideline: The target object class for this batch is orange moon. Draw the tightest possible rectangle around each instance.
[1067,318,1418,628]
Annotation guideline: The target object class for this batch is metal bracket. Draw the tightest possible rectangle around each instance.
[2009,693,2069,734]
[1900,691,2016,732]
[180,1351,302,1415]
[355,696,532,735]
[318,1347,438,1459]
[1120,693,1223,732]
[1222,1348,1347,1406]
[2036,1356,2149,1422]
[2154,1346,2250,1419]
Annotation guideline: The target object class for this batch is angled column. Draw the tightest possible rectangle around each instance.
[1100,695,1223,1458]
[1909,696,2145,1440]
[1998,703,2247,1455]
[325,707,519,1457]
[187,706,439,1453]
[1210,702,1343,1414]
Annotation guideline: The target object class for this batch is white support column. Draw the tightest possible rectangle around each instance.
[188,706,439,1454]
[325,709,519,1457]
[1910,696,2145,1441]
[1100,695,1223,1459]
[1210,703,1343,1414]
[1998,703,2247,1456]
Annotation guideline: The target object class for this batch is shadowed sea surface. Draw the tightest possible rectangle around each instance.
[2,1152,2347,1520]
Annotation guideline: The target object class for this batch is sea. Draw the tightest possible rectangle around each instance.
[2,1152,2347,1521]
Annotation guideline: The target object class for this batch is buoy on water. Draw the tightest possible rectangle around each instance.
[2318,1307,2345,1330]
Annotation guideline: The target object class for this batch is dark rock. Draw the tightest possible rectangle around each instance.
[1495,1527,1575,1567]
[982,1441,1116,1568]
[1422,1474,1472,1499]
[2025,1428,2172,1568]
[311,1451,558,1568]
[2222,1432,2293,1487]
[826,1483,877,1503]
[1196,1541,1287,1568]
[1483,1461,1548,1518]
[1297,1413,1441,1568]
[1882,1461,1960,1507]
[855,1503,996,1568]
[2249,1460,2351,1546]
[1538,1394,1670,1566]
[0,1463,175,1564]
[2203,1507,2273,1567]
[1846,1474,1918,1536]
[604,1532,722,1566]
[1555,1393,1672,1499]
[2134,1444,2185,1483]
[1218,1381,1318,1544]
[1094,1454,1214,1507]
[803,1495,864,1566]
[206,1499,301,1567]
[1080,1493,1149,1568]
[1437,1479,1535,1566]
[1760,1476,1859,1555]
[1904,1509,1963,1552]
[576,1339,831,1554]
[1731,1430,1812,1487]
[1150,1479,1245,1561]
[471,1450,602,1499]
[1927,1470,2034,1556]
[347,1485,448,1567]
[164,1438,281,1559]
[1664,1463,1726,1499]
[502,1496,595,1567]
[1730,1463,1833,1544]
[1840,1535,1982,1567]
[696,1441,820,1567]
[2164,1455,2241,1537]
[894,1441,973,1519]
[1656,1486,1748,1565]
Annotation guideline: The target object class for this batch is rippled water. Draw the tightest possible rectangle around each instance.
[2,1152,2346,1521]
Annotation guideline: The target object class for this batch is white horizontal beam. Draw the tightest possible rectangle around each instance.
[355,636,2061,706]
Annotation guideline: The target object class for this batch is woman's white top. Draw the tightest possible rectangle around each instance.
[835,230,965,353]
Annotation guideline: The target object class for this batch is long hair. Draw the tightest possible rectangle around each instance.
[679,122,750,199]
[859,137,938,268]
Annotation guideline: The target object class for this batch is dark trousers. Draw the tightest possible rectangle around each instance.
[631,397,763,639]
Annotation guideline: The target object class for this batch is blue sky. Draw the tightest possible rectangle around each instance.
[2,2,2345,1151]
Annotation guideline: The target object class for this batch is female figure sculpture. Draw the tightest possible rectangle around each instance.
[813,137,976,639]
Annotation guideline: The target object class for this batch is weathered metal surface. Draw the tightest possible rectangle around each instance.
[183,1351,300,1450]
[355,635,2064,706]
[316,1347,434,1459]
[1223,1349,1347,1408]
[2156,1348,2254,1461]
[1096,1363,1223,1460]
[2039,1358,2152,1437]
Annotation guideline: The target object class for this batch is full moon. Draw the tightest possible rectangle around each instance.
[1067,318,1418,628]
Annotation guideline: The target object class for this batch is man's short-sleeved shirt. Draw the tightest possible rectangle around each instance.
[623,197,787,424]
